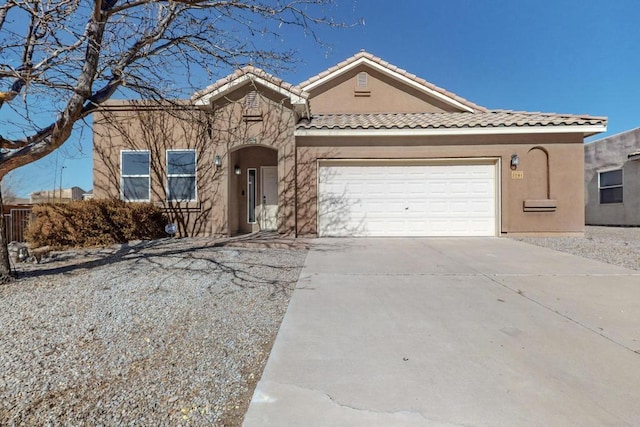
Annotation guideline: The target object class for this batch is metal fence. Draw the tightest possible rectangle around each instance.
[3,208,32,243]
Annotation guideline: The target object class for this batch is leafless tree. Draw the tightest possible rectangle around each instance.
[0,0,350,281]
[0,171,23,204]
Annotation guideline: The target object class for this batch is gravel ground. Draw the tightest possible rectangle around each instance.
[512,226,640,271]
[0,237,308,426]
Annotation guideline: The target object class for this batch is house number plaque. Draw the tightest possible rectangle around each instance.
[511,171,524,179]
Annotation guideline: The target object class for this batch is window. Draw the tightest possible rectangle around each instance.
[121,150,150,201]
[167,150,197,202]
[247,168,257,223]
[599,169,623,204]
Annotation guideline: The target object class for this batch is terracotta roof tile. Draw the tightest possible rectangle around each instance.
[296,111,607,131]
[191,66,308,102]
[296,51,487,113]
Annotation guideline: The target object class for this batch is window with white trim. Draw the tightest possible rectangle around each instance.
[167,149,197,202]
[599,169,623,204]
[121,150,150,201]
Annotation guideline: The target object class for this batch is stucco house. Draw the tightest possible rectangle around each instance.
[585,127,640,226]
[93,51,607,237]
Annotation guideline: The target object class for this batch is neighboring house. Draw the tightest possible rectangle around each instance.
[93,51,607,237]
[82,190,94,201]
[30,187,86,204]
[3,197,30,205]
[585,128,640,226]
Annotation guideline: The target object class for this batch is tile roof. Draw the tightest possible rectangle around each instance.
[296,111,608,131]
[296,50,487,113]
[191,66,308,102]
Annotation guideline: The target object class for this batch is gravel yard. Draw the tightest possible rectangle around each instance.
[512,226,640,271]
[1,237,308,426]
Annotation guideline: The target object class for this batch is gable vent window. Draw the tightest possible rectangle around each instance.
[354,72,371,97]
[357,72,368,88]
[245,91,259,109]
[599,169,623,204]
[243,90,263,121]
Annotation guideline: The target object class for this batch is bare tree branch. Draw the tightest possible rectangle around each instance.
[0,0,354,173]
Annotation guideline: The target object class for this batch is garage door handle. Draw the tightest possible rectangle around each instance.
[405,207,409,210]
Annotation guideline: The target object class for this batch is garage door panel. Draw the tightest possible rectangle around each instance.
[318,163,497,237]
[450,182,470,194]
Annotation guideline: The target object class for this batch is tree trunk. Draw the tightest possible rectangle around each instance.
[0,189,16,283]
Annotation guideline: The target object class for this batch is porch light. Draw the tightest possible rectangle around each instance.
[234,165,242,175]
[510,154,519,170]
[214,155,222,168]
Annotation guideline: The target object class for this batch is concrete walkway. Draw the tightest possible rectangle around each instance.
[243,238,640,426]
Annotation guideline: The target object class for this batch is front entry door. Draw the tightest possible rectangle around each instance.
[259,166,278,230]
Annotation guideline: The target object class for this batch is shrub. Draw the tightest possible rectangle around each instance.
[26,199,167,249]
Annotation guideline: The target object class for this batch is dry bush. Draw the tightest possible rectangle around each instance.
[26,199,167,249]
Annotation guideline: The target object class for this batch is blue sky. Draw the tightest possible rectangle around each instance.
[6,0,639,197]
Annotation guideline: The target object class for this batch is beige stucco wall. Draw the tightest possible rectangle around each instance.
[585,128,640,226]
[295,133,586,236]
[210,85,298,236]
[307,64,457,114]
[93,102,219,237]
[93,87,298,237]
[95,105,588,237]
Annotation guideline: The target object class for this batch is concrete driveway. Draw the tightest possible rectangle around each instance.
[243,238,640,426]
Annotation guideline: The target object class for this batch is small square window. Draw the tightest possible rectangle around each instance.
[598,169,623,204]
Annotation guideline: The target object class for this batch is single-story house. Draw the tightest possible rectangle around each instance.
[585,127,640,226]
[93,51,607,237]
[30,186,87,204]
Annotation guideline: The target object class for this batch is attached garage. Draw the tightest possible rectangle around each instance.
[317,160,498,237]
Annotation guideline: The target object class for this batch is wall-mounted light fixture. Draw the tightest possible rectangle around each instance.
[234,165,241,175]
[214,155,222,168]
[510,154,519,170]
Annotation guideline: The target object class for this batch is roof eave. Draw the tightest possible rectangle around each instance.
[294,124,608,137]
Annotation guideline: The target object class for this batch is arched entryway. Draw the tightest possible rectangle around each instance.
[228,145,278,235]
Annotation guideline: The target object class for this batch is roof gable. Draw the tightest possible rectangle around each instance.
[192,66,309,114]
[297,51,486,114]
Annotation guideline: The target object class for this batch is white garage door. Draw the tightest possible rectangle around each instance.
[318,162,497,237]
